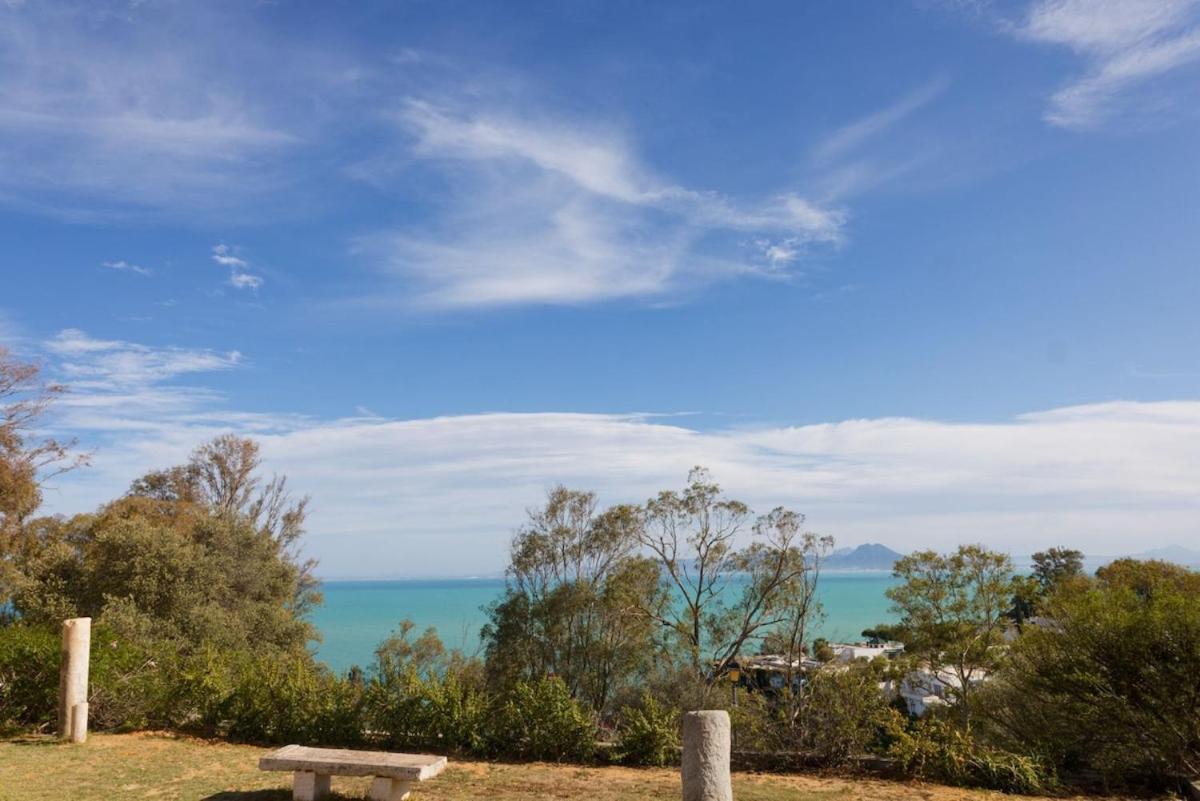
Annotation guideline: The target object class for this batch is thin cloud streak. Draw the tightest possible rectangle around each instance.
[812,77,950,164]
[102,260,153,277]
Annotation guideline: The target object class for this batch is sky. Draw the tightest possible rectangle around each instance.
[2,0,1199,577]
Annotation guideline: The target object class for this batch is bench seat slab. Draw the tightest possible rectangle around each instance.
[260,745,447,781]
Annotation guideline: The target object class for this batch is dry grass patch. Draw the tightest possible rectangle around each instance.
[0,732,1127,801]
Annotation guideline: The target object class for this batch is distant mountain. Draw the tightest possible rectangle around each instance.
[1132,545,1200,566]
[824,543,903,571]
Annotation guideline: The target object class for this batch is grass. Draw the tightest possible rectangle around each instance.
[0,732,1114,801]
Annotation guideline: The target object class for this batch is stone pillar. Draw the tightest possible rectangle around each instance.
[58,617,91,743]
[681,710,732,801]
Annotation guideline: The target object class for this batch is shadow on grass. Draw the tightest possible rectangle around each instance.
[201,793,361,801]
[3,735,66,747]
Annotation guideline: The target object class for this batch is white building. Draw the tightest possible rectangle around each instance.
[828,641,904,663]
[894,665,989,716]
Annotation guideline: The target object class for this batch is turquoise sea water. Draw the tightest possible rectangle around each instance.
[310,572,900,674]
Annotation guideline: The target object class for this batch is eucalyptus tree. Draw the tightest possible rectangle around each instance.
[886,544,1016,723]
[482,486,662,713]
[638,468,831,694]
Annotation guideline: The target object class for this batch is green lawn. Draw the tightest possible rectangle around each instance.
[0,732,1112,801]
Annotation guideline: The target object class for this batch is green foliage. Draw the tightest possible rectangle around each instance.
[491,677,596,762]
[885,545,1015,720]
[639,469,829,694]
[0,623,171,732]
[1008,547,1085,625]
[0,623,57,728]
[16,503,315,656]
[365,666,490,754]
[888,715,1055,795]
[482,487,662,715]
[613,694,678,766]
[981,559,1200,788]
[801,661,894,764]
[222,653,364,746]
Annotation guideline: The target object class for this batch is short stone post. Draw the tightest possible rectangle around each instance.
[681,710,732,801]
[58,617,91,743]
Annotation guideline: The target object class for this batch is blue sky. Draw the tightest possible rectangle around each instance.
[3,0,1199,576]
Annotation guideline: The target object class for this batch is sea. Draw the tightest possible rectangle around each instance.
[310,571,900,674]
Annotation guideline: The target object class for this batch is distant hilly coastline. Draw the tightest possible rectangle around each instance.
[824,543,905,571]
[1132,545,1200,565]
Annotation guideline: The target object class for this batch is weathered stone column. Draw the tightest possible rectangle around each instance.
[58,617,91,743]
[681,710,732,801]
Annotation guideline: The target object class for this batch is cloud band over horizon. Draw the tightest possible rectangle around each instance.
[33,330,1200,578]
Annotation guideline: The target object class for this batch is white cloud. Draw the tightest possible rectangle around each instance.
[228,272,265,291]
[360,99,845,308]
[33,332,1200,577]
[1017,0,1200,127]
[212,244,264,290]
[211,244,249,269]
[102,260,152,277]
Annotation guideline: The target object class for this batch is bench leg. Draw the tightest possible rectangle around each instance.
[293,771,331,801]
[368,777,413,801]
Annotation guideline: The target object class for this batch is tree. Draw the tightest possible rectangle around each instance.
[482,487,662,713]
[759,518,833,735]
[638,468,826,695]
[127,434,318,613]
[15,434,319,654]
[1008,547,1085,625]
[885,545,1015,723]
[0,348,87,605]
[981,560,1200,788]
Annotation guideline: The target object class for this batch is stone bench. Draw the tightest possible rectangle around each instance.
[259,744,447,801]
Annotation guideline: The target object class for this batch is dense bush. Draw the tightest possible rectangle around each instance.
[366,665,490,755]
[0,623,57,729]
[979,559,1200,789]
[613,694,678,766]
[889,715,1055,795]
[801,662,894,764]
[0,623,170,732]
[490,677,596,762]
[222,653,364,746]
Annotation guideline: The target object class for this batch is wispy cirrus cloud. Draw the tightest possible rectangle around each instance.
[358,98,846,309]
[102,260,152,277]
[0,2,302,218]
[1016,0,1200,127]
[33,332,1200,577]
[45,328,241,391]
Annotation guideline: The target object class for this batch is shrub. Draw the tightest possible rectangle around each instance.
[613,694,678,766]
[980,560,1200,789]
[223,653,364,746]
[0,622,169,732]
[489,677,596,762]
[889,715,1055,795]
[365,665,490,755]
[802,661,894,764]
[0,623,58,729]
